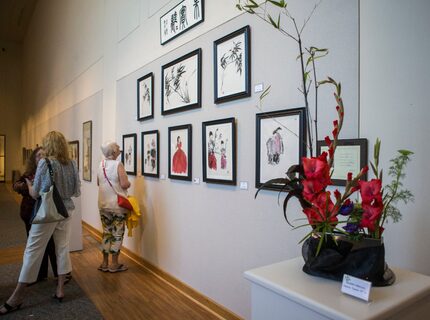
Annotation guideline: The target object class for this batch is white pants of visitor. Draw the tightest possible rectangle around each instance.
[18,210,74,283]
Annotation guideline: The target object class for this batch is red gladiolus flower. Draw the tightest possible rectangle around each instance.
[302,153,330,181]
[359,179,382,203]
[303,191,338,226]
[302,179,327,201]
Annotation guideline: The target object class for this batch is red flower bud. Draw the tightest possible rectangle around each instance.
[333,120,338,127]
[347,172,353,181]
[360,165,369,174]
[332,128,338,138]
[325,136,331,145]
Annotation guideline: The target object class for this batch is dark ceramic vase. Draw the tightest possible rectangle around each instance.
[302,233,395,286]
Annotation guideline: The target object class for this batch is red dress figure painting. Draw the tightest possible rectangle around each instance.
[172,136,187,173]
[208,131,217,170]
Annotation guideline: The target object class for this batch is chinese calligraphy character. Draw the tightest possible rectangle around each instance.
[171,11,178,33]
[194,0,200,20]
[163,19,168,36]
[179,5,188,30]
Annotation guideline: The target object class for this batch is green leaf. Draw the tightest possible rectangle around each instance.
[259,85,271,100]
[267,14,279,29]
[267,0,284,8]
[398,149,414,156]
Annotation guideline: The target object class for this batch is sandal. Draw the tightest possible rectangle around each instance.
[0,302,22,315]
[98,265,109,272]
[109,264,128,273]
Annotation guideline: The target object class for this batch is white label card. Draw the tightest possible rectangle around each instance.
[341,274,372,301]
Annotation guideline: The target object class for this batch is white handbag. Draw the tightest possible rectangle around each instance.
[31,159,69,224]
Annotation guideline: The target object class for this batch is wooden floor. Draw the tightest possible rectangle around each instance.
[0,184,229,320]
[71,230,223,320]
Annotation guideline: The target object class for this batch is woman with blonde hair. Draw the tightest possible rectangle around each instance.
[0,131,80,315]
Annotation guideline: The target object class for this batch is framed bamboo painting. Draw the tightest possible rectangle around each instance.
[256,108,307,190]
[202,117,236,185]
[137,72,154,121]
[214,25,251,104]
[82,121,92,182]
[161,49,202,115]
[142,130,159,178]
[122,133,137,175]
[168,124,192,181]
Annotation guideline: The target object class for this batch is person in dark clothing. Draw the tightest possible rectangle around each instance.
[12,147,58,282]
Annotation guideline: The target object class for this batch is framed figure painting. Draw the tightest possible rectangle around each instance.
[137,72,154,121]
[202,117,236,185]
[142,130,159,178]
[256,108,307,190]
[122,134,137,175]
[82,121,92,182]
[214,25,251,104]
[168,124,192,181]
[161,48,202,115]
[68,140,79,170]
[317,138,368,186]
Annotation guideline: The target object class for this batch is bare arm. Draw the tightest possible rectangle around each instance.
[25,178,39,199]
[117,162,131,189]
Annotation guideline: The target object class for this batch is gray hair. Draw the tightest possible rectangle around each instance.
[101,141,119,158]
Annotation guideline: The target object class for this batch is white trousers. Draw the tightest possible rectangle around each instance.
[18,210,74,283]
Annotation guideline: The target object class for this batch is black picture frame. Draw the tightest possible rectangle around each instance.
[141,130,159,178]
[82,120,92,182]
[122,133,137,176]
[256,108,307,191]
[214,25,251,104]
[161,48,202,115]
[137,72,154,121]
[68,140,79,170]
[168,124,192,181]
[317,138,368,186]
[160,0,205,45]
[202,117,236,185]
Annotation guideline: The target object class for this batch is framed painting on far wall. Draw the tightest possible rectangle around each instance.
[161,48,202,115]
[122,134,137,175]
[82,121,92,182]
[256,108,307,191]
[202,117,236,185]
[142,130,159,178]
[168,124,192,181]
[214,25,251,104]
[137,72,154,121]
[68,140,79,170]
[317,138,368,186]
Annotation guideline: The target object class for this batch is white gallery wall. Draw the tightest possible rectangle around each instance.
[16,0,430,319]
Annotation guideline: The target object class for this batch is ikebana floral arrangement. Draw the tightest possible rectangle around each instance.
[237,0,414,255]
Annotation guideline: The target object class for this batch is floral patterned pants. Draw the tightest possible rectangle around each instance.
[100,209,126,254]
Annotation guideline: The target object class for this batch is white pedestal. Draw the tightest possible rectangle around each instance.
[69,202,83,251]
[244,257,430,320]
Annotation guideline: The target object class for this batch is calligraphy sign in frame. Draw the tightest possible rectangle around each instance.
[160,0,204,45]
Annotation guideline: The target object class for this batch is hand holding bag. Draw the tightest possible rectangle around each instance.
[31,158,69,224]
[102,160,133,211]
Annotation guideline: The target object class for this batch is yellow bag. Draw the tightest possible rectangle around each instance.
[125,196,141,236]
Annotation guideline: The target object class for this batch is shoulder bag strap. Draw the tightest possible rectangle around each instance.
[102,160,118,195]
[45,158,55,186]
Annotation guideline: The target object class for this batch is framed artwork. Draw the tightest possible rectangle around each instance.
[122,134,137,175]
[137,72,154,121]
[256,108,307,191]
[68,140,79,170]
[202,117,236,185]
[214,25,251,104]
[0,135,5,182]
[82,120,92,182]
[142,130,159,178]
[168,124,192,181]
[317,138,368,186]
[161,48,202,115]
[160,0,204,45]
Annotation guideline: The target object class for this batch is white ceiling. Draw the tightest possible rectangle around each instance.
[0,0,38,43]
